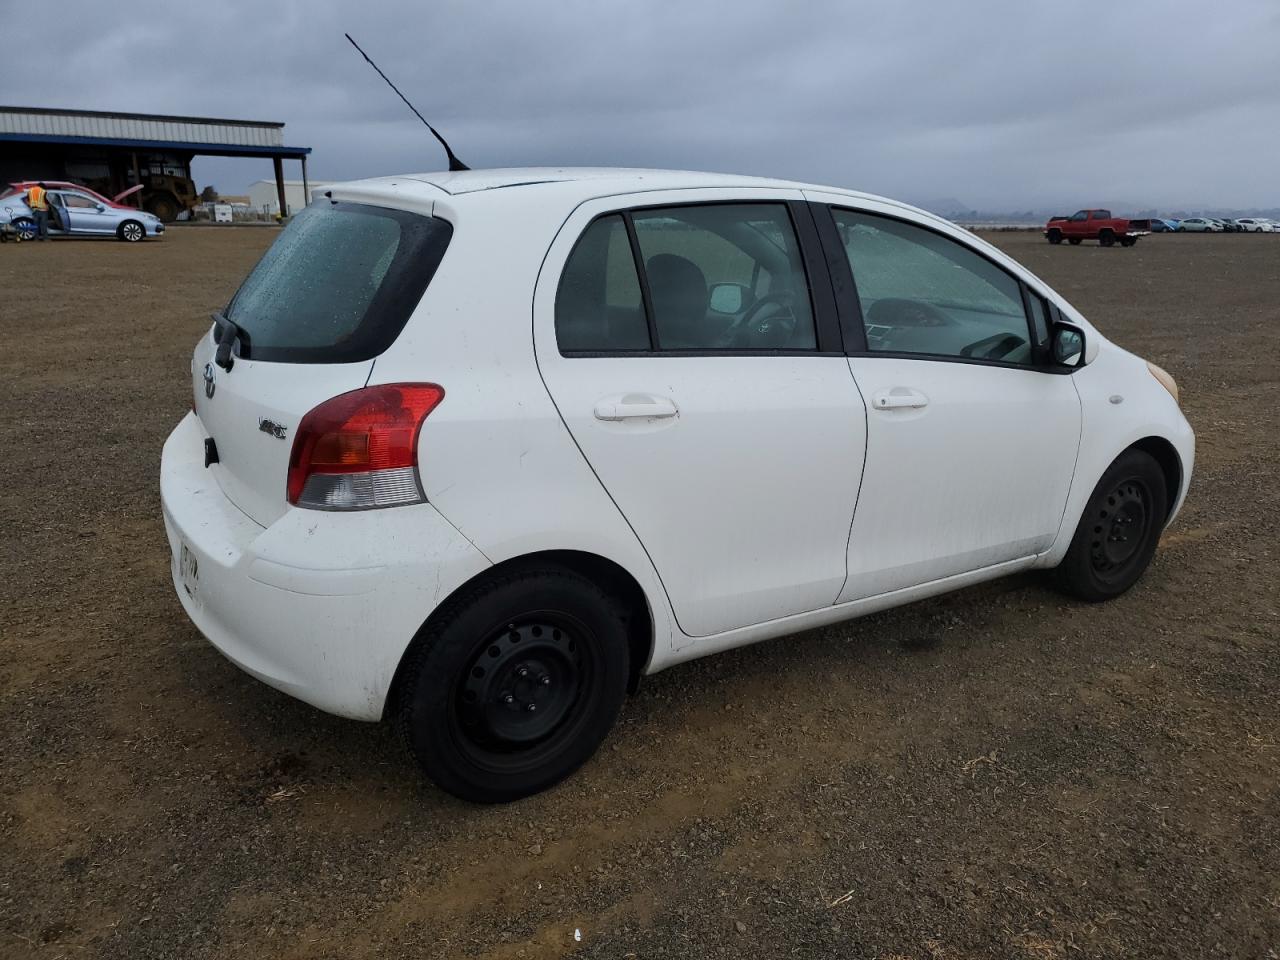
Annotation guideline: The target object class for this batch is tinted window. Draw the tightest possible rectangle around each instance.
[833,210,1033,364]
[631,204,816,350]
[555,215,648,352]
[1091,210,1111,220]
[222,201,451,364]
[1070,211,1088,222]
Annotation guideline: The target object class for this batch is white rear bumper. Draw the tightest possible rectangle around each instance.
[160,413,490,720]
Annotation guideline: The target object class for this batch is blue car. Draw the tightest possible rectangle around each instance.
[0,186,164,241]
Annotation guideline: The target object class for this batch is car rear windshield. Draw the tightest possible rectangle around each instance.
[220,201,452,364]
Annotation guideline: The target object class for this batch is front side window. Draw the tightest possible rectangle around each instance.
[631,204,816,350]
[1070,211,1088,222]
[833,210,1033,364]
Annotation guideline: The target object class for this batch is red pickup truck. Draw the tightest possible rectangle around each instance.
[1044,209,1149,247]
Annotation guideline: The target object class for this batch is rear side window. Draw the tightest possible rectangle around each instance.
[631,204,815,350]
[222,201,452,364]
[555,202,817,353]
[555,215,648,352]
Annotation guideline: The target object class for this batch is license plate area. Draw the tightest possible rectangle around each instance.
[179,542,200,603]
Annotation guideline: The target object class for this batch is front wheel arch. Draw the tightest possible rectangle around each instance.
[1129,436,1183,523]
[385,550,654,721]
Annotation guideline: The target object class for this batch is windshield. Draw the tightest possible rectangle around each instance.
[221,201,452,364]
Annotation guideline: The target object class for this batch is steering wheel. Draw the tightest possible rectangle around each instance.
[865,297,950,328]
[722,291,798,348]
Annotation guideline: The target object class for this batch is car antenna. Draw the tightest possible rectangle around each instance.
[344,32,470,172]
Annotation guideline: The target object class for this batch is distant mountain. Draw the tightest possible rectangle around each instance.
[905,196,970,216]
[908,197,1280,224]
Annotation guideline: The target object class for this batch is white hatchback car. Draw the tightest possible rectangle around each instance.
[161,168,1194,802]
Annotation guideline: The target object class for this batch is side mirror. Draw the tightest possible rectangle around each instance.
[96,204,105,212]
[1051,322,1086,368]
[708,282,748,315]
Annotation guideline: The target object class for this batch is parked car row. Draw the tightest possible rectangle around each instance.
[1166,216,1276,233]
[1047,210,1277,243]
[0,181,165,241]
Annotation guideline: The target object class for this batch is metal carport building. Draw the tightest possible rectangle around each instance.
[0,105,312,220]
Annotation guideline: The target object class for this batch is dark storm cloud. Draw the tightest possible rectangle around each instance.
[6,0,1279,208]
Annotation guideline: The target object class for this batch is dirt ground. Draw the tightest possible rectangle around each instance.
[1,226,1277,960]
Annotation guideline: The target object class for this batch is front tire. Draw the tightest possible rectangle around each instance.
[395,564,630,803]
[1053,449,1169,602]
[1047,230,1063,245]
[118,220,145,242]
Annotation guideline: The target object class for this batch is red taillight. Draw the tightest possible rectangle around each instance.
[287,383,444,509]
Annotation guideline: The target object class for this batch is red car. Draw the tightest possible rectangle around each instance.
[1044,209,1149,247]
[0,180,143,211]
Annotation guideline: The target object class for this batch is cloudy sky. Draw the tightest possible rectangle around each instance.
[5,0,1278,211]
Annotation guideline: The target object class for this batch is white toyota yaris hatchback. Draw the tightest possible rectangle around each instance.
[161,168,1194,802]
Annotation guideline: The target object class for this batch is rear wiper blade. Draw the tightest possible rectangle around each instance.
[211,311,249,371]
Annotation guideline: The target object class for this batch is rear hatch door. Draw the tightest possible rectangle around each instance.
[191,199,453,528]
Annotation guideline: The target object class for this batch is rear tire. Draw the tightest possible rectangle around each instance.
[11,216,36,241]
[1099,230,1116,247]
[1052,450,1169,602]
[394,564,630,803]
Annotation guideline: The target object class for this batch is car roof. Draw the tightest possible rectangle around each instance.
[335,166,901,209]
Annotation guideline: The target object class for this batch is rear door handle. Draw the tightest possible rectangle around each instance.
[593,393,679,421]
[872,388,929,410]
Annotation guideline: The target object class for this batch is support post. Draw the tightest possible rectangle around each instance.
[300,154,310,209]
[273,156,287,218]
[131,152,142,209]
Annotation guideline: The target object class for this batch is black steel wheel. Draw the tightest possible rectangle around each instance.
[118,220,145,242]
[395,564,631,803]
[1053,449,1170,601]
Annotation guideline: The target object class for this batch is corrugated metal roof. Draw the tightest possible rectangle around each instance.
[0,106,285,148]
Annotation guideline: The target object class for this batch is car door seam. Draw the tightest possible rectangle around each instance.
[526,197,690,640]
[1041,376,1087,558]
[835,359,872,603]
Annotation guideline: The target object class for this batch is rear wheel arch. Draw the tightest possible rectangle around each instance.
[385,549,654,720]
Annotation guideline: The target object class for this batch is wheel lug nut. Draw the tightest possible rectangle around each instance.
[502,693,514,704]
[540,675,551,686]
[516,666,529,678]
[526,703,537,712]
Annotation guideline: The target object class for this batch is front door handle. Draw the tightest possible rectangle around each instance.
[872,388,929,410]
[593,393,679,421]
